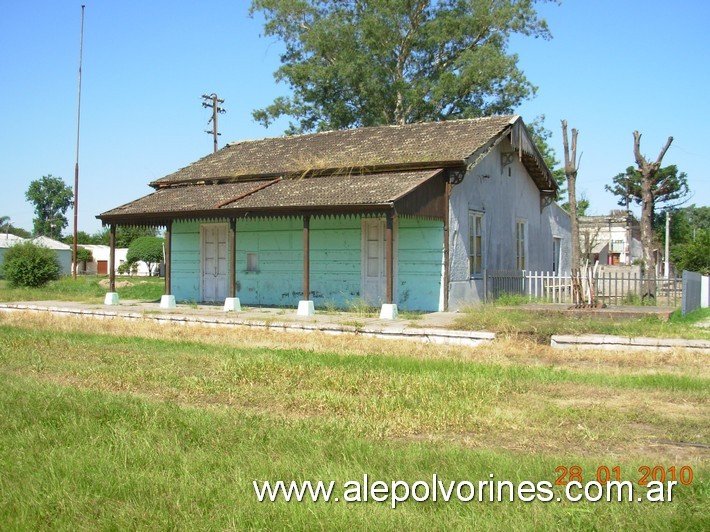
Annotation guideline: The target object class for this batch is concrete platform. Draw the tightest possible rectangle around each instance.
[551,334,710,352]
[503,303,676,321]
[0,301,494,348]
[2,301,706,352]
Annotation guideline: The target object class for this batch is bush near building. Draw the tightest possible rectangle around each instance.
[1,241,61,287]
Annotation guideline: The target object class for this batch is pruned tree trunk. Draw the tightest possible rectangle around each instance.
[562,120,583,305]
[632,131,673,300]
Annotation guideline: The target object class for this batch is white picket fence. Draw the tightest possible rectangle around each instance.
[485,270,683,307]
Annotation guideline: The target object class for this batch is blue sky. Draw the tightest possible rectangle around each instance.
[1,0,708,235]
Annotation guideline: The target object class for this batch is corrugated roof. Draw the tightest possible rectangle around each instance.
[32,236,71,250]
[150,115,517,187]
[0,234,27,248]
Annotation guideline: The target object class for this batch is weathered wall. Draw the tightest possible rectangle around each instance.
[309,216,362,307]
[398,217,444,311]
[172,221,201,302]
[236,217,303,306]
[543,201,572,273]
[171,216,444,311]
[448,139,571,309]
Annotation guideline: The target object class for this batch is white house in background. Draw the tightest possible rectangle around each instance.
[78,245,151,276]
[0,234,27,276]
[31,236,73,275]
[0,234,73,276]
[579,211,642,266]
[31,236,72,275]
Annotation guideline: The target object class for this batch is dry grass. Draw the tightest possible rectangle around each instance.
[3,311,705,378]
[2,312,707,465]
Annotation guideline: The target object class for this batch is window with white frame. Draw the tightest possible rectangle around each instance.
[516,219,527,271]
[469,211,484,277]
[552,237,561,273]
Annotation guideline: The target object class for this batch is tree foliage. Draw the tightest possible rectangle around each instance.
[25,175,74,239]
[527,116,564,190]
[75,246,93,264]
[0,216,30,238]
[62,231,97,246]
[126,236,165,274]
[655,205,710,274]
[1,241,61,287]
[671,230,709,275]
[251,0,554,133]
[605,165,689,219]
[94,226,159,248]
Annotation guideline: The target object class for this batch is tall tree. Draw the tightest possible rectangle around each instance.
[251,0,554,133]
[605,139,689,281]
[528,116,565,191]
[529,117,591,215]
[561,120,580,274]
[605,164,689,221]
[626,132,675,293]
[94,226,159,249]
[126,236,165,276]
[25,175,74,239]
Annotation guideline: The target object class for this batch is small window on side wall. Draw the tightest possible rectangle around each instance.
[469,211,484,278]
[246,252,258,272]
[516,219,527,271]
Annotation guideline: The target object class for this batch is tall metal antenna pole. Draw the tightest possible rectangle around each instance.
[72,5,85,278]
[201,93,226,153]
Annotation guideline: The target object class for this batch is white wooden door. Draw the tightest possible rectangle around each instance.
[362,219,386,305]
[201,224,228,303]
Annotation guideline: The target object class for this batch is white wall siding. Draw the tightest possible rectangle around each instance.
[448,140,570,309]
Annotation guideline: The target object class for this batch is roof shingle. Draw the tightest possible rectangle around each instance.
[151,115,517,187]
[100,169,444,221]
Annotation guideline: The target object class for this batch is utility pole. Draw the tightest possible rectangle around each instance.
[201,93,226,153]
[73,5,85,279]
[625,175,630,264]
[664,210,670,279]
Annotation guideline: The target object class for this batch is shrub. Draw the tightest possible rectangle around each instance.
[1,241,61,287]
[75,246,93,264]
[117,261,133,275]
[671,230,710,275]
[126,236,164,275]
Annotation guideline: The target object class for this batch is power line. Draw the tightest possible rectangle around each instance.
[201,93,226,153]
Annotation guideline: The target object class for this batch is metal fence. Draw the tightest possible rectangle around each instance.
[485,270,683,307]
[681,270,702,315]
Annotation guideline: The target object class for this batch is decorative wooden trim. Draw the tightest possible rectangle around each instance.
[229,218,237,298]
[385,211,394,304]
[447,168,466,185]
[164,221,172,296]
[109,224,116,293]
[303,215,310,300]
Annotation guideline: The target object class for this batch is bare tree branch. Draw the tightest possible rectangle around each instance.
[655,136,674,167]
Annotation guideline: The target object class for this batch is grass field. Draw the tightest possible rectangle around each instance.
[0,276,165,304]
[0,312,707,529]
[454,305,710,342]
